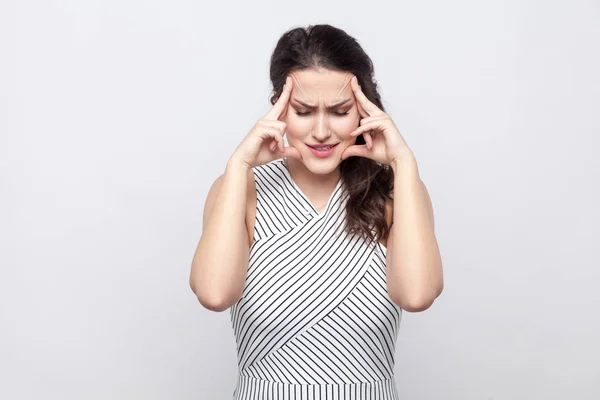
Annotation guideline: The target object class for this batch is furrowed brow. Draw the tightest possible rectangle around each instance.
[292,98,352,110]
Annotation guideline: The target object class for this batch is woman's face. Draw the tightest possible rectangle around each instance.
[282,68,360,174]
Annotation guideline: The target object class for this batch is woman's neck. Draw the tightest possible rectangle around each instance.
[284,157,341,195]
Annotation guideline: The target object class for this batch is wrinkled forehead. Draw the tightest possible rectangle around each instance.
[288,68,353,105]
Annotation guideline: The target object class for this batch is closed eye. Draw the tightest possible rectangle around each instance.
[295,111,349,116]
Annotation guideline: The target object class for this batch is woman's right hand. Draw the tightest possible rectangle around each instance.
[229,76,302,169]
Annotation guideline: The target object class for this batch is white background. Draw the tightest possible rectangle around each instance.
[1,0,599,399]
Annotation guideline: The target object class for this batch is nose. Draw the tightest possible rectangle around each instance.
[312,112,332,141]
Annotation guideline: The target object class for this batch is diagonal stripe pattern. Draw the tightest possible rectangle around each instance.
[230,159,402,399]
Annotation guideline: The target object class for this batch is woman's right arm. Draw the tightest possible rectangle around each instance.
[190,75,300,312]
[189,159,252,312]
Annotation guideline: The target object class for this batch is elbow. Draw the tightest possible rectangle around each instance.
[189,278,230,313]
[189,277,239,313]
[191,285,231,312]
[196,295,231,312]
[393,284,444,313]
[398,296,435,312]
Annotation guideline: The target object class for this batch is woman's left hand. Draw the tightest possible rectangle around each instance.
[341,76,413,164]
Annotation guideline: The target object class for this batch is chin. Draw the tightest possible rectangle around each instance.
[302,155,342,174]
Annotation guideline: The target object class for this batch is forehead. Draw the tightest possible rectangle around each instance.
[289,68,353,101]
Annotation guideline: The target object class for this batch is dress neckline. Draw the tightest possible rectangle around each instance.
[279,159,343,217]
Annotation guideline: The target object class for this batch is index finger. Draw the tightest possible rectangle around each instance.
[351,76,384,117]
[265,76,293,120]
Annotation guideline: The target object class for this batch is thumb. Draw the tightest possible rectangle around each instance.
[283,145,303,160]
[341,144,369,160]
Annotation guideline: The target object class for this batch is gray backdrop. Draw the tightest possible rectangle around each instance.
[1,0,599,399]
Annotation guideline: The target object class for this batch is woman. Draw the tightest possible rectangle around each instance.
[190,24,444,399]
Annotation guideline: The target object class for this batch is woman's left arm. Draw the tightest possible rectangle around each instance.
[386,152,444,312]
[343,75,444,312]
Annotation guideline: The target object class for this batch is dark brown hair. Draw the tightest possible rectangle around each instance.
[269,24,394,246]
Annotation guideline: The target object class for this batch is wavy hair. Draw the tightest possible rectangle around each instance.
[269,24,394,246]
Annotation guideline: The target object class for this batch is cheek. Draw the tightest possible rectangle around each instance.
[284,115,312,138]
[331,116,359,136]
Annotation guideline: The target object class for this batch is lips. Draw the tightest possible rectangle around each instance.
[307,143,339,149]
[306,143,339,158]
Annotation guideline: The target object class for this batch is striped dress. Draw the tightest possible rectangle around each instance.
[230,158,402,399]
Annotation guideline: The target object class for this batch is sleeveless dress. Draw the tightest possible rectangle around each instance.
[230,158,402,400]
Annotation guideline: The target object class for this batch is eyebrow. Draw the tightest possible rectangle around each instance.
[292,98,352,110]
